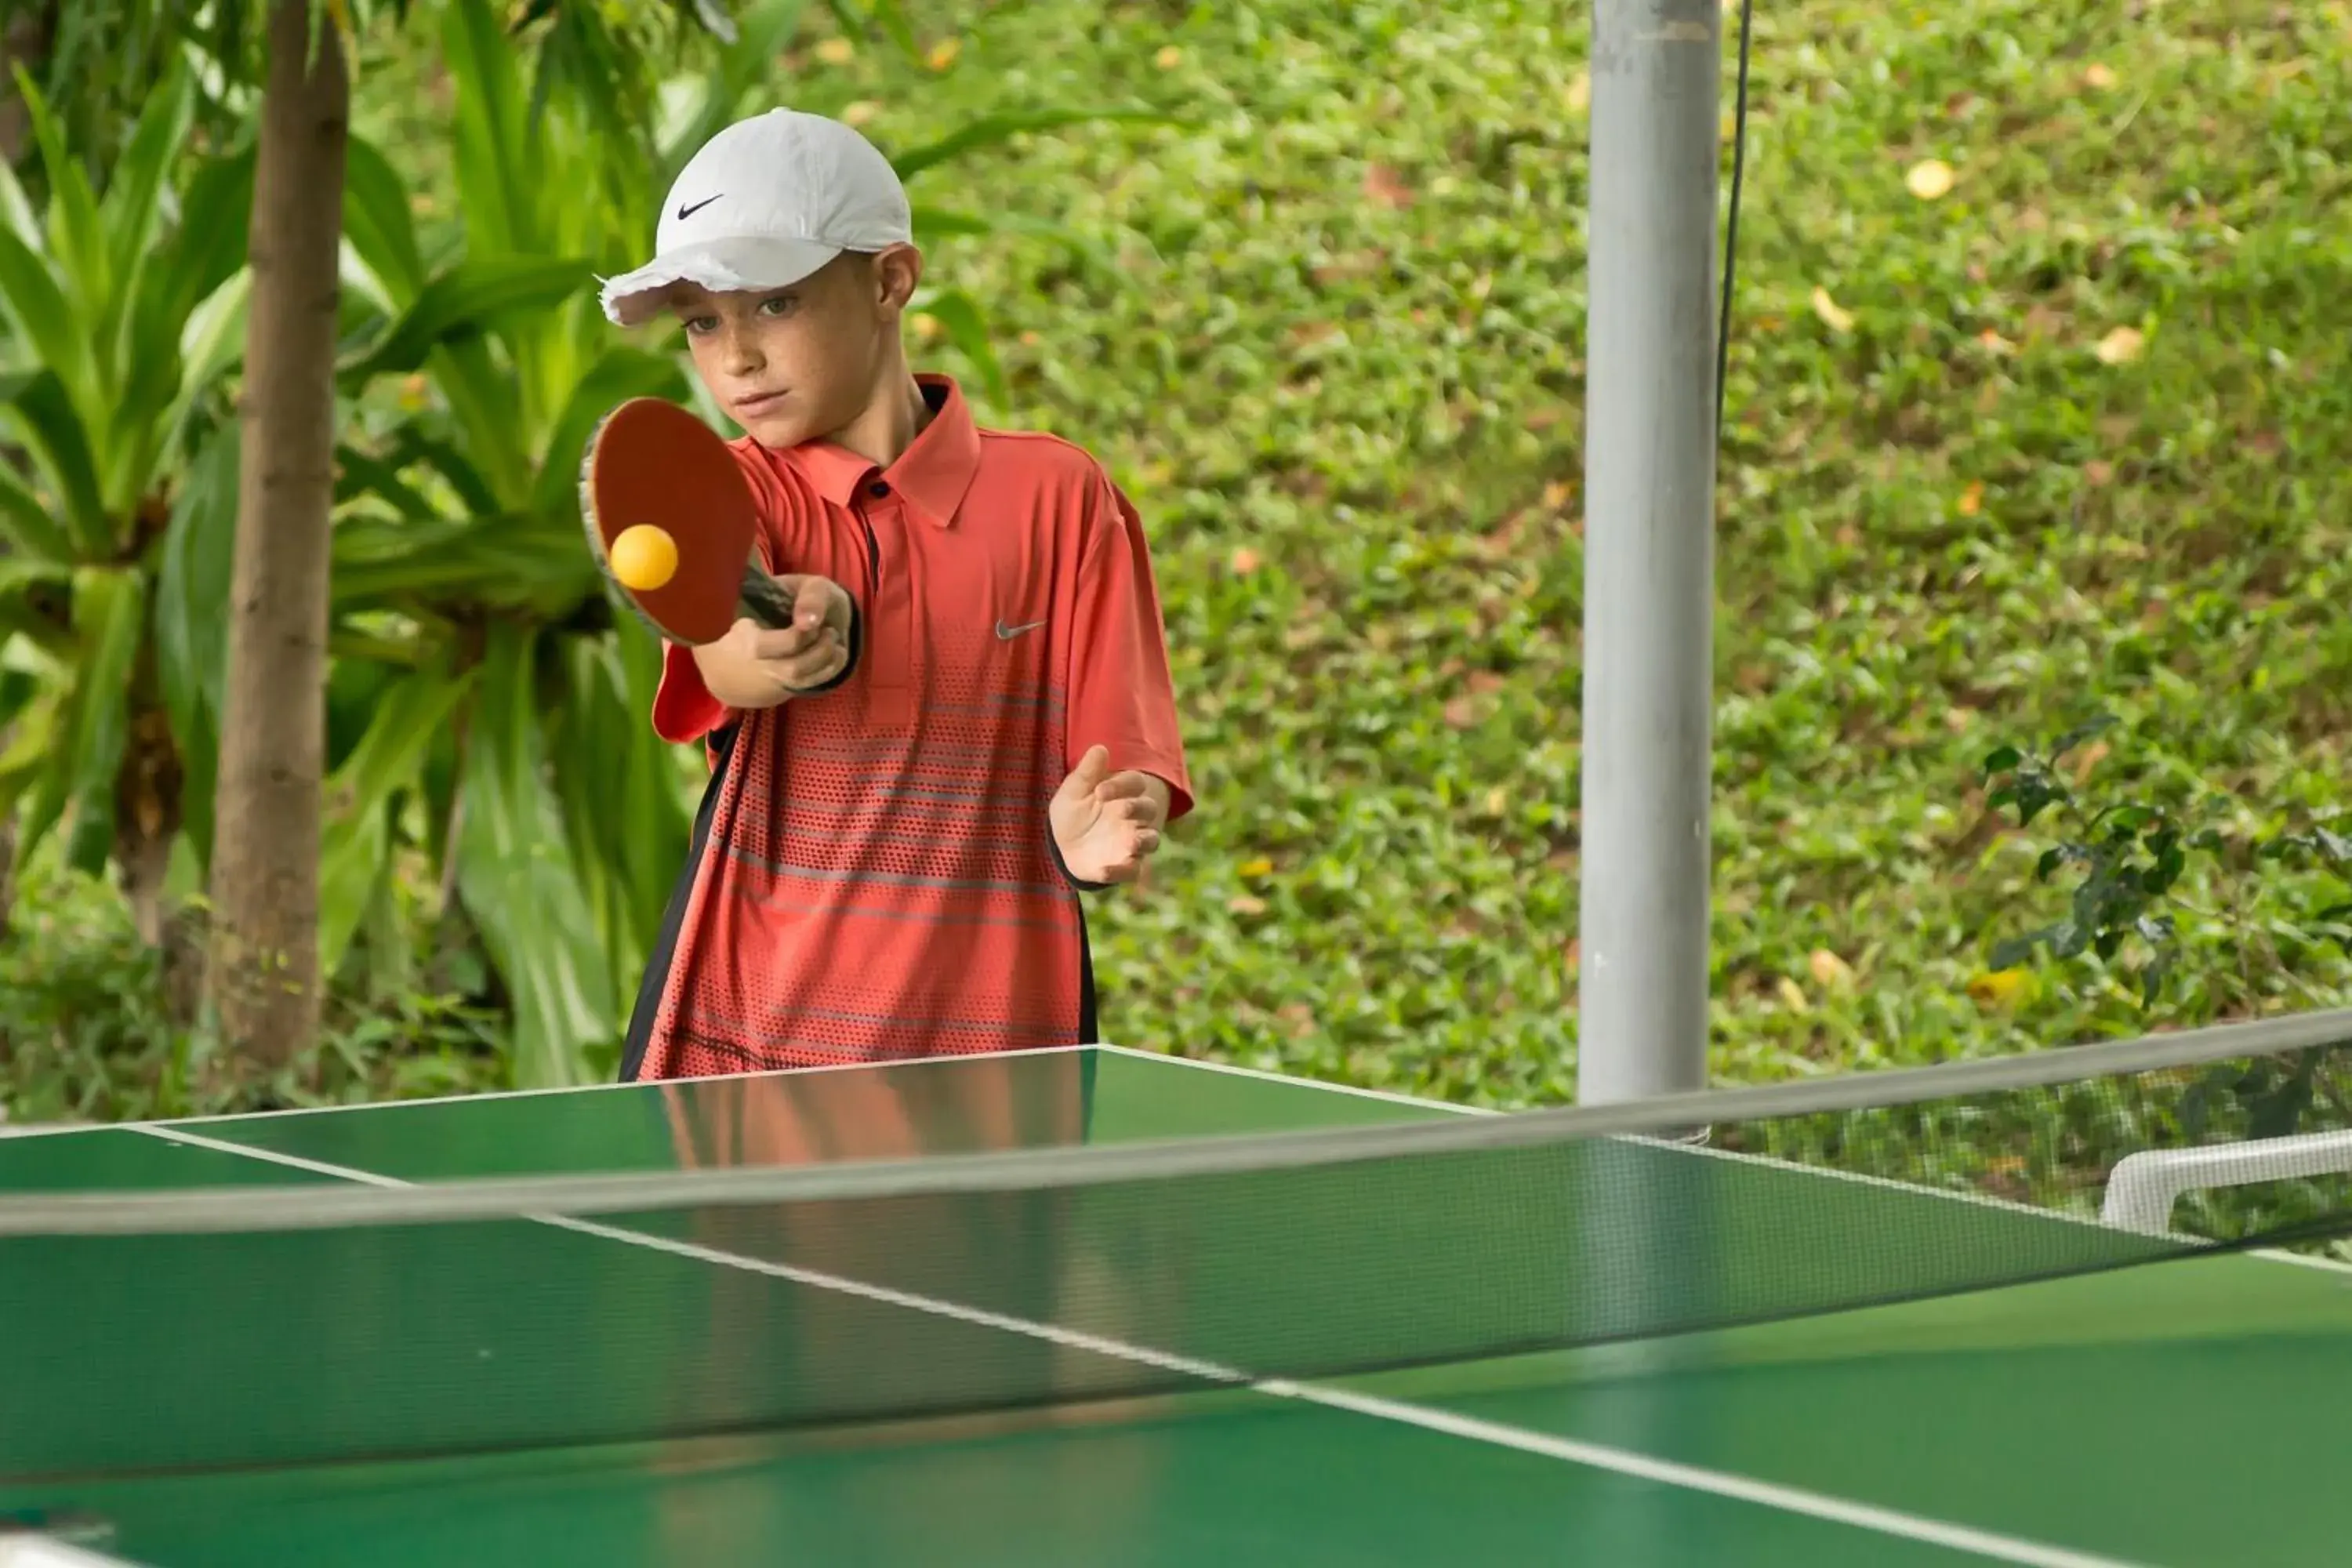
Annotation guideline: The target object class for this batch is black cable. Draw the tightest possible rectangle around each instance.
[1715,0,1756,439]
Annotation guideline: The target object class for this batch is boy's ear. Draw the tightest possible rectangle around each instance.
[870,243,924,315]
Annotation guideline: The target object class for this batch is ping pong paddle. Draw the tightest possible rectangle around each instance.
[579,397,797,644]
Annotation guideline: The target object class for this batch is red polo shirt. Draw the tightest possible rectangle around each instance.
[621,376,1191,1079]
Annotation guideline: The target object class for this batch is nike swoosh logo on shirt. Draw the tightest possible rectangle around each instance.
[995,619,1046,641]
[677,194,721,220]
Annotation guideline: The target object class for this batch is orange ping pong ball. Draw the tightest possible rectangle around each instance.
[608,524,678,591]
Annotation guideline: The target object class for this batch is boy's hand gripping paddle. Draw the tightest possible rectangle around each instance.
[580,397,797,644]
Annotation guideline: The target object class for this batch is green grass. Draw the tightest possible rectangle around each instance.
[0,849,510,1125]
[848,0,2351,1102]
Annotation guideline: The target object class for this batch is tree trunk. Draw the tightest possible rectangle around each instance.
[114,694,183,948]
[204,0,348,1070]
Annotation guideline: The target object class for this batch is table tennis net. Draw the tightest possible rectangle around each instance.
[6,1014,2352,1484]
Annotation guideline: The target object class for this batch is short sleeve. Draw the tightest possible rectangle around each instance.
[648,440,821,746]
[1065,477,1193,822]
[651,642,727,744]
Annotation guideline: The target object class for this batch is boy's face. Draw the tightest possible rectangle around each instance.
[666,246,920,448]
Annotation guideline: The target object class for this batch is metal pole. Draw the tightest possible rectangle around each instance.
[1576,0,1721,1105]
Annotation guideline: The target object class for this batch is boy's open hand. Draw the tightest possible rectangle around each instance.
[1050,746,1167,885]
[694,575,855,709]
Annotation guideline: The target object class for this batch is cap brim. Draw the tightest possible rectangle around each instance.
[597,234,844,327]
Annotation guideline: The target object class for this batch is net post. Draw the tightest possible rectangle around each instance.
[1570,23,1722,1549]
[1575,0,1723,1108]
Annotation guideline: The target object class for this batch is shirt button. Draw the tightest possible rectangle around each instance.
[867,480,891,498]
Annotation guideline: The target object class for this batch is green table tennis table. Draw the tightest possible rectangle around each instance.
[3,1043,2349,1567]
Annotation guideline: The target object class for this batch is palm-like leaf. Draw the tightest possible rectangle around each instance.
[319,662,477,981]
[18,564,143,875]
[0,60,253,883]
[154,427,240,867]
[454,622,615,1087]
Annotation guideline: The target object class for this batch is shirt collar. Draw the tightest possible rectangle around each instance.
[784,375,981,528]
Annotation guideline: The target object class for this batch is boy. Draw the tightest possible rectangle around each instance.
[597,108,1192,1081]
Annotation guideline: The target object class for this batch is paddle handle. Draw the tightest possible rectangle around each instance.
[735,557,797,630]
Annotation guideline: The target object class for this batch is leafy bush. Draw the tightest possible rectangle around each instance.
[1980,713,2352,1008]
[0,851,506,1126]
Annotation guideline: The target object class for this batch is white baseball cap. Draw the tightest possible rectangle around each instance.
[597,109,913,328]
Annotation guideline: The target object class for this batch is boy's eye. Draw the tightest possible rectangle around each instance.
[682,315,718,335]
[758,294,797,317]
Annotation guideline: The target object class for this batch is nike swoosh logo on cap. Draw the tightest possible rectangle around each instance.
[996,619,1045,640]
[677,194,721,220]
